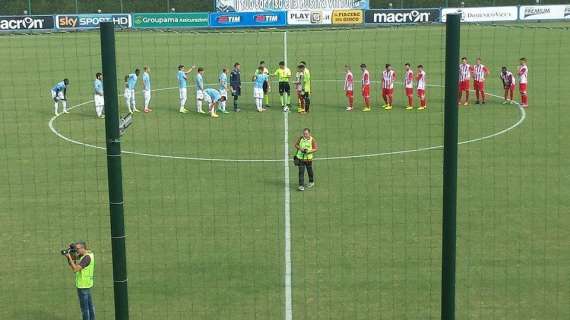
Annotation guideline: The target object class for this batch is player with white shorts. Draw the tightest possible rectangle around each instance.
[51,78,69,115]
[195,67,206,114]
[125,69,140,113]
[142,66,152,112]
[253,66,269,112]
[218,69,229,114]
[93,73,104,118]
[177,64,194,113]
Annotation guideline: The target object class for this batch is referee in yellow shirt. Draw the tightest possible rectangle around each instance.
[274,61,292,112]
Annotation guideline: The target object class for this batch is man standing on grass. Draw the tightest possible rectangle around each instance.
[344,65,354,111]
[518,58,529,108]
[255,61,271,108]
[381,64,396,110]
[177,64,194,113]
[94,73,104,118]
[500,66,515,104]
[142,66,152,113]
[295,65,305,113]
[458,57,472,106]
[416,65,427,110]
[51,78,69,115]
[274,61,292,112]
[64,241,95,320]
[404,63,414,110]
[472,58,489,105]
[125,69,140,113]
[299,64,311,113]
[360,63,371,112]
[230,62,241,112]
[195,67,206,114]
[218,68,229,114]
[253,66,269,112]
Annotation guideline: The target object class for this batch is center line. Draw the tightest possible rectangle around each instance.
[282,30,293,320]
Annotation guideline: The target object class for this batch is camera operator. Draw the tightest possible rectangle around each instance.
[294,128,318,191]
[63,241,95,320]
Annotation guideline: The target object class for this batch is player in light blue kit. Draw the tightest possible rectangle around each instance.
[195,67,206,114]
[142,66,152,113]
[51,78,69,115]
[218,68,229,114]
[253,66,269,112]
[203,88,226,118]
[177,64,194,113]
[124,69,140,113]
[94,73,104,118]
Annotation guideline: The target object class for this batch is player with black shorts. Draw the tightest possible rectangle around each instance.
[274,61,292,111]
[230,62,241,112]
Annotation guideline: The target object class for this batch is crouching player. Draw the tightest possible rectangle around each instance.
[500,66,515,104]
[416,65,427,110]
[51,78,69,115]
[203,88,225,118]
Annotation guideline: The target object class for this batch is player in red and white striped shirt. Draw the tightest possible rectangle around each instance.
[360,63,371,112]
[518,58,529,108]
[344,65,354,111]
[500,66,515,104]
[472,57,490,104]
[404,63,414,110]
[382,64,396,110]
[416,65,427,110]
[458,57,473,106]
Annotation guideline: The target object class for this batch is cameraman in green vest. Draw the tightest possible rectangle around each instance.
[64,241,95,320]
[294,128,318,191]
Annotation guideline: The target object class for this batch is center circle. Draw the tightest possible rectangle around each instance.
[48,81,525,162]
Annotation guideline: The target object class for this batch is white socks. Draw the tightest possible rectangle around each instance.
[96,106,104,117]
[62,100,67,112]
[54,102,59,114]
[220,101,226,112]
[256,98,263,111]
[196,100,203,113]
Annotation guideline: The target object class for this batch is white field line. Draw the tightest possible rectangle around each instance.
[282,31,293,320]
[48,81,525,162]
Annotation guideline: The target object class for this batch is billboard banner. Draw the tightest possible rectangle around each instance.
[364,9,439,24]
[133,13,209,28]
[287,10,332,25]
[441,7,518,22]
[520,5,570,20]
[0,15,55,31]
[216,0,369,12]
[56,14,131,29]
[331,10,363,24]
[209,11,287,27]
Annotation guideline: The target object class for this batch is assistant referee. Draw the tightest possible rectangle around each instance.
[274,61,292,111]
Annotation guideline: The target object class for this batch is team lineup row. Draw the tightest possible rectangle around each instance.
[49,57,529,118]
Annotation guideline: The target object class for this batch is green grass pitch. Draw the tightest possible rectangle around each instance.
[0,23,569,319]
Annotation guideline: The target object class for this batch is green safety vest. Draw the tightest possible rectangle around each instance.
[296,137,314,160]
[75,252,94,289]
[303,69,311,93]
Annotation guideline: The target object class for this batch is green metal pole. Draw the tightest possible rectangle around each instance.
[441,13,460,320]
[100,22,129,320]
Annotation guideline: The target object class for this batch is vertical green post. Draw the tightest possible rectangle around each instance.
[441,13,460,320]
[100,22,129,320]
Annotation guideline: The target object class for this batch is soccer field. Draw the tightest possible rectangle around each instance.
[0,23,569,320]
